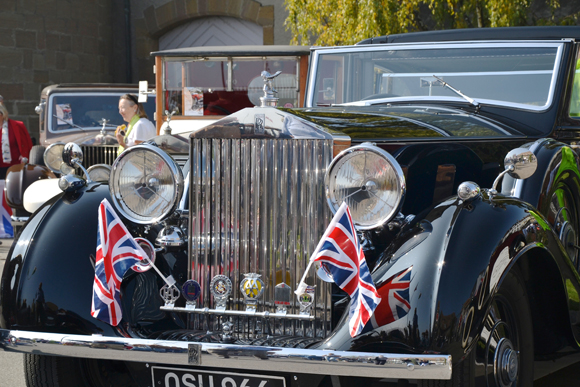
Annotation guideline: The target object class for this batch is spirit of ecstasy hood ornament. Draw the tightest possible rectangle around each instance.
[260,70,282,107]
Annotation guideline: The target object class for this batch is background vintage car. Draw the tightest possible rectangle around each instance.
[33,83,157,166]
[148,45,311,136]
[4,84,157,226]
[4,26,580,387]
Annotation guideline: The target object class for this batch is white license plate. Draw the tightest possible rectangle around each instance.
[151,366,287,387]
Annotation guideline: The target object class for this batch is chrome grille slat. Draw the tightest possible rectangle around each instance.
[189,138,333,339]
[80,145,118,168]
[202,139,212,307]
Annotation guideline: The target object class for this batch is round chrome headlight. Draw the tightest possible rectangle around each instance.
[86,164,112,182]
[44,142,65,173]
[325,143,405,229]
[109,144,184,224]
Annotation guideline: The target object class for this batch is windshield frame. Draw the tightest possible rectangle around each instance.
[305,41,566,112]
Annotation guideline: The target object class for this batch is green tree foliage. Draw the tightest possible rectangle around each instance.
[284,0,576,46]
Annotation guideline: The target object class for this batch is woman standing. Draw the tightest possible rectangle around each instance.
[0,103,32,179]
[116,94,156,152]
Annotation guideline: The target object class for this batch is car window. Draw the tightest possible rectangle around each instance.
[162,56,300,117]
[48,92,156,133]
[570,50,580,118]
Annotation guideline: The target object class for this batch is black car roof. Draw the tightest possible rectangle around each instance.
[357,26,580,45]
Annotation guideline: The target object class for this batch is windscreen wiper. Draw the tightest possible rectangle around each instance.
[53,115,87,131]
[53,116,116,131]
[433,75,480,112]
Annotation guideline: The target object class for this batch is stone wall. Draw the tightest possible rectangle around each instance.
[0,0,124,142]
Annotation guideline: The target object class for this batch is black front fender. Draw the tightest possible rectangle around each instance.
[1,184,122,336]
[317,191,575,366]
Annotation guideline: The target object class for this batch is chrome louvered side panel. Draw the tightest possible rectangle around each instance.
[80,145,118,168]
[172,154,189,168]
[189,138,333,340]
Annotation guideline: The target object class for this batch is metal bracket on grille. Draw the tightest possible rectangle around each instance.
[159,305,315,321]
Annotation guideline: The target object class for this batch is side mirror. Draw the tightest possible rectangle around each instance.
[490,147,538,195]
[35,101,45,115]
[138,80,155,103]
[62,142,83,168]
[59,143,91,188]
[504,148,538,180]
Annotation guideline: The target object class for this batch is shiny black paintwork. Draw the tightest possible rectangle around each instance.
[0,183,187,336]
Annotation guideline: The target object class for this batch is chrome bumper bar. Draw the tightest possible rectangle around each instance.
[0,329,452,380]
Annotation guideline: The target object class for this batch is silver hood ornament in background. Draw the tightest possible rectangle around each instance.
[260,70,282,107]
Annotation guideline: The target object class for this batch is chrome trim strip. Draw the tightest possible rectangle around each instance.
[160,305,315,320]
[0,329,452,380]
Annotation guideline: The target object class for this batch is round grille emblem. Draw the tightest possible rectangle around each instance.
[210,275,232,299]
[182,280,201,302]
[240,273,265,301]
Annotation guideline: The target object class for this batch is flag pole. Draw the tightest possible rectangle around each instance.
[294,202,347,295]
[142,257,176,288]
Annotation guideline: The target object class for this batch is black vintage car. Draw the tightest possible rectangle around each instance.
[3,26,580,387]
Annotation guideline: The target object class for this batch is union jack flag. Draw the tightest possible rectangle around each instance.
[91,199,146,326]
[366,267,412,330]
[0,180,13,238]
[313,202,381,337]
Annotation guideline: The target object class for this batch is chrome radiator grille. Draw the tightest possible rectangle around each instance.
[80,145,118,168]
[189,138,334,340]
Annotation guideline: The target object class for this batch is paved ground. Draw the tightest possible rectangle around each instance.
[1,235,580,386]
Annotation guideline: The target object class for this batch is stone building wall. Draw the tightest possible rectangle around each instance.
[0,0,123,142]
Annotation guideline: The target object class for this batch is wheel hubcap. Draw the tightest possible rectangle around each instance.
[495,338,519,387]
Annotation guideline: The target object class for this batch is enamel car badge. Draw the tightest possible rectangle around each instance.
[210,275,232,311]
[182,280,201,309]
[159,284,180,308]
[240,273,264,312]
[274,283,291,314]
[298,285,316,315]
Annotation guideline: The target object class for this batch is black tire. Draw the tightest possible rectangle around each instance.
[24,354,137,387]
[419,268,533,387]
[28,145,46,166]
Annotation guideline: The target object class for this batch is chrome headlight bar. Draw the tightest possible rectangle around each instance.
[325,142,406,230]
[109,144,184,224]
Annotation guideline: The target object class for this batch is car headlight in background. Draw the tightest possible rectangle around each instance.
[109,144,184,224]
[86,164,111,183]
[325,142,406,229]
[44,142,65,173]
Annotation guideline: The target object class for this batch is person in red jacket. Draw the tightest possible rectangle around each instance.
[0,102,33,179]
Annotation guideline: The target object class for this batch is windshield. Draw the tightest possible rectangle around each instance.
[163,56,300,117]
[47,92,156,133]
[307,42,563,111]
